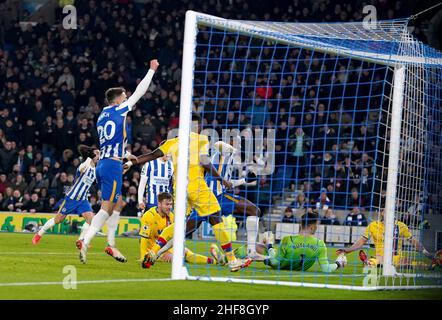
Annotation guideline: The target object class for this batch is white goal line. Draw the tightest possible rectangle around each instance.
[187,276,442,291]
[0,278,173,287]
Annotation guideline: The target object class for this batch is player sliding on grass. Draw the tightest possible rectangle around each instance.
[124,114,252,272]
[221,211,347,272]
[336,208,435,269]
[77,59,159,264]
[32,145,99,245]
[139,192,224,268]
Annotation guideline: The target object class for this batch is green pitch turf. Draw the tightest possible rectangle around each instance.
[0,233,440,300]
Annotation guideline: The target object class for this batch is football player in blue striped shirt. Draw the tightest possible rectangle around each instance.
[78,59,159,264]
[137,154,174,212]
[32,145,99,245]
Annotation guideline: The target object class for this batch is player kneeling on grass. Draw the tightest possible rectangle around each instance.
[336,208,435,270]
[32,145,99,245]
[225,211,347,272]
[139,192,223,268]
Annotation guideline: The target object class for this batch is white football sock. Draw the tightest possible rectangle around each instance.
[106,210,120,247]
[79,222,90,240]
[83,209,110,246]
[38,218,56,236]
[246,216,259,255]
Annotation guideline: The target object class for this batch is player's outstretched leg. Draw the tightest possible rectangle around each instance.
[104,209,127,263]
[210,244,227,266]
[209,215,252,272]
[78,208,110,263]
[32,213,66,245]
[232,196,262,259]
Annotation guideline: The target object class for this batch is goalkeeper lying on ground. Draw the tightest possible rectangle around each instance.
[218,211,347,272]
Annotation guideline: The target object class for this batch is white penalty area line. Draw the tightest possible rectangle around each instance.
[0,278,173,287]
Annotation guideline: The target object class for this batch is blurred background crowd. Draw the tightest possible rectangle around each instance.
[0,0,440,222]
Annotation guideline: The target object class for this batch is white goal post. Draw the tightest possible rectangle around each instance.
[171,10,442,290]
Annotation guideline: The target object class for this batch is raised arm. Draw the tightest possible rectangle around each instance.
[138,174,148,210]
[122,59,159,111]
[123,148,164,173]
[318,243,346,273]
[410,236,433,259]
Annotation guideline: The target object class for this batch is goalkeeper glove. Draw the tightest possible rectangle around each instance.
[335,253,347,269]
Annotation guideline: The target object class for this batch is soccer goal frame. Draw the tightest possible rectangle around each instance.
[171,10,442,290]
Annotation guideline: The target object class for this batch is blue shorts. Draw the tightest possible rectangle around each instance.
[96,158,123,203]
[55,197,93,216]
[187,193,241,223]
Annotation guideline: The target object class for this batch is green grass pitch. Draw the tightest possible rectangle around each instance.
[0,233,441,300]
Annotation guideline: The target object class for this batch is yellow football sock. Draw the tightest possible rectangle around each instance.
[185,249,213,264]
[212,221,236,263]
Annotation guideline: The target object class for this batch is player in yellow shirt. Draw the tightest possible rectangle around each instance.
[337,209,434,267]
[139,192,221,268]
[126,114,251,272]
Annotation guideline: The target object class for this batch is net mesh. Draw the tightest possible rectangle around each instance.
[176,13,442,289]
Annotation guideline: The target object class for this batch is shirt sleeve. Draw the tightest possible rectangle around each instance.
[363,223,372,239]
[78,158,92,173]
[199,134,209,156]
[400,223,413,239]
[144,213,155,239]
[139,213,152,238]
[138,175,147,205]
[141,162,150,177]
[116,69,155,114]
[317,241,338,273]
[159,138,175,155]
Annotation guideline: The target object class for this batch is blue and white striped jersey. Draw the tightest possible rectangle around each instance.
[97,104,130,160]
[206,149,235,197]
[96,69,155,160]
[139,158,174,206]
[66,159,96,201]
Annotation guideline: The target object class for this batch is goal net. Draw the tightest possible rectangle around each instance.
[170,10,442,290]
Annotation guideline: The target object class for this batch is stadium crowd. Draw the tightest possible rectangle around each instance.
[0,0,438,221]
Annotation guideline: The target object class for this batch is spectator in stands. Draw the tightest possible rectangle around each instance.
[90,195,101,213]
[0,141,17,172]
[282,207,297,223]
[23,193,43,213]
[246,96,268,126]
[27,172,50,194]
[344,207,367,226]
[307,175,321,204]
[51,172,70,200]
[0,173,9,195]
[292,192,308,215]
[11,174,27,195]
[321,208,340,225]
[5,190,25,212]
[121,186,139,217]
[289,127,309,184]
[0,0,430,219]
[347,188,364,208]
[316,188,331,212]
